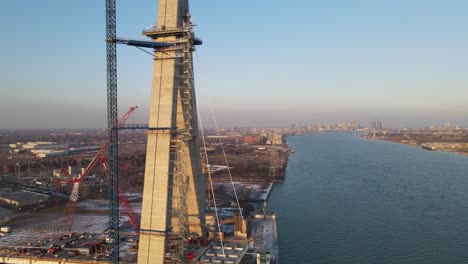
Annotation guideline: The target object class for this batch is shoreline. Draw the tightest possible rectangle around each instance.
[362,136,468,157]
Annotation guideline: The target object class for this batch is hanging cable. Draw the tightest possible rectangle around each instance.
[197,105,225,256]
[210,109,244,222]
[194,50,244,223]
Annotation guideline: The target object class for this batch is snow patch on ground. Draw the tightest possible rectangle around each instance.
[214,182,273,201]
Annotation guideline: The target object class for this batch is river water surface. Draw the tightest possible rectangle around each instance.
[268,132,468,264]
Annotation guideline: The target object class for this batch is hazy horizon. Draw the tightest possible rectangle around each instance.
[0,106,465,130]
[1,1,467,129]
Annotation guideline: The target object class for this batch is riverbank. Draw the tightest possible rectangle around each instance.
[361,133,468,156]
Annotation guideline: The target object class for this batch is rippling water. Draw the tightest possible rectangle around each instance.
[268,132,468,264]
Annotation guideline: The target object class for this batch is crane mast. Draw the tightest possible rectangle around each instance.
[105,0,119,263]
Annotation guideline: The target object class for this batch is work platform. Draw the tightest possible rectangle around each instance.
[197,242,249,264]
[143,27,202,45]
[252,212,279,264]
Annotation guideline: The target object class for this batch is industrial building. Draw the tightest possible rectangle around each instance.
[8,141,99,158]
[244,135,264,145]
[21,142,68,150]
[266,132,282,145]
[0,189,50,208]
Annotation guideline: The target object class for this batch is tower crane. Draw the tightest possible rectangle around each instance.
[104,0,177,262]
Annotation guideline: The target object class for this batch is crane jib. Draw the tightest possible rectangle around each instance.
[108,38,173,49]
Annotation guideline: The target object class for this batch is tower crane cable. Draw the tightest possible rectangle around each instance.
[134,46,171,58]
[135,46,157,58]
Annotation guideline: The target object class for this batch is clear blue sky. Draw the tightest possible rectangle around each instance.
[0,0,467,128]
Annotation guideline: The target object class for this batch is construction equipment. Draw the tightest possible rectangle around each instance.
[105,0,119,262]
[103,0,178,261]
[220,212,247,237]
[99,157,140,232]
[62,106,137,231]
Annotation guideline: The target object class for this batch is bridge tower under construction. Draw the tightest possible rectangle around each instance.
[137,0,206,263]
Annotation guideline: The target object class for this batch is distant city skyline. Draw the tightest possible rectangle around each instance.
[1,1,467,129]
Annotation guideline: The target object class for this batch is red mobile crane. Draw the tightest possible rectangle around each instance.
[62,106,138,231]
[99,157,140,231]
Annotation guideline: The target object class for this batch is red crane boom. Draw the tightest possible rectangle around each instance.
[99,157,140,231]
[63,106,138,231]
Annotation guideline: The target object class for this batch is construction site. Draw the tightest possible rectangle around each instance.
[0,0,283,263]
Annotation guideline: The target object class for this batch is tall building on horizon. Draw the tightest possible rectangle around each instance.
[370,118,383,130]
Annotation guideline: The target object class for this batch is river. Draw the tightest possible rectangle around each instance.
[268,132,468,264]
